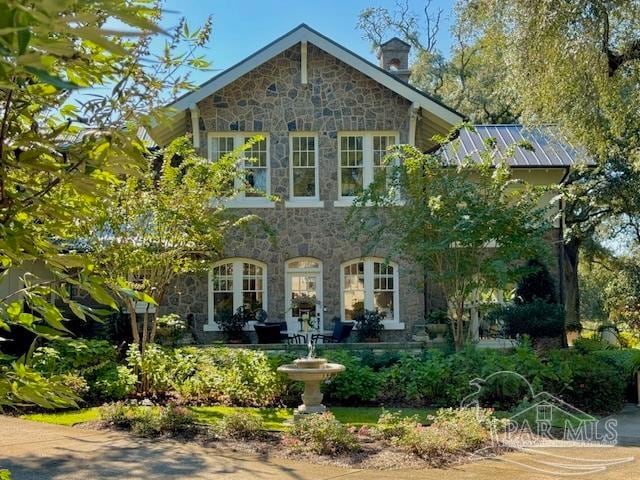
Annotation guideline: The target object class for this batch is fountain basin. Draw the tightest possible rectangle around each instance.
[277,359,345,418]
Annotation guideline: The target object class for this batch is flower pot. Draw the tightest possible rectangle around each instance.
[426,323,448,342]
[364,337,380,343]
[227,338,243,344]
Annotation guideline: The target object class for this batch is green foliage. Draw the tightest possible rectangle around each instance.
[214,306,254,341]
[285,412,361,455]
[572,337,613,354]
[350,137,550,350]
[487,299,565,339]
[353,309,385,341]
[375,410,422,441]
[92,365,137,400]
[33,339,116,374]
[515,259,557,304]
[0,0,211,411]
[321,351,381,404]
[392,408,498,463]
[155,313,188,346]
[85,135,261,349]
[215,412,264,439]
[99,403,197,438]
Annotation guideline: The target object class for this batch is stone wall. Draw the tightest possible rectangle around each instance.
[161,43,422,342]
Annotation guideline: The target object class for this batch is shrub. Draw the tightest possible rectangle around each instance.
[156,313,188,345]
[487,299,565,339]
[393,408,498,463]
[100,403,197,437]
[126,343,173,395]
[99,402,133,429]
[131,408,163,437]
[285,412,360,455]
[560,355,626,414]
[32,339,116,375]
[322,351,380,404]
[92,365,136,400]
[60,373,89,397]
[515,259,557,304]
[572,337,612,354]
[160,404,197,436]
[217,412,264,439]
[214,306,253,341]
[375,410,422,441]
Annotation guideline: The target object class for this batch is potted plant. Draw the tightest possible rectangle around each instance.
[354,309,385,342]
[215,306,255,343]
[425,309,449,342]
[155,313,188,346]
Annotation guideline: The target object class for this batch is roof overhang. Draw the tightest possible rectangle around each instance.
[148,24,464,145]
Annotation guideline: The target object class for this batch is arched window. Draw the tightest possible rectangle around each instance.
[205,258,267,331]
[340,258,400,327]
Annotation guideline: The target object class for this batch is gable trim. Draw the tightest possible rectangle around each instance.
[168,24,463,125]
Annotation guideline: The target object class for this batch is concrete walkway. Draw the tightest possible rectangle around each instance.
[1,415,640,480]
[600,404,640,446]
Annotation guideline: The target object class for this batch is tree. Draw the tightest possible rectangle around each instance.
[515,259,557,304]
[349,130,551,350]
[84,136,263,358]
[456,0,640,332]
[0,0,211,408]
[357,0,520,123]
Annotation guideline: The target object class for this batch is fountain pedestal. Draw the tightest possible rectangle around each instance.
[277,357,345,420]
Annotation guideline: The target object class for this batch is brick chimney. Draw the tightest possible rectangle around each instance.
[377,37,411,82]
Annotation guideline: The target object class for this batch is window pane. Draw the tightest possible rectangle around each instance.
[341,167,363,196]
[245,167,267,196]
[293,168,316,197]
[213,292,234,320]
[374,291,394,320]
[292,136,316,198]
[344,290,364,321]
[210,137,234,161]
[287,259,320,269]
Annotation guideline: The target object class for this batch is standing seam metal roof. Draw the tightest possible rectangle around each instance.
[440,125,590,167]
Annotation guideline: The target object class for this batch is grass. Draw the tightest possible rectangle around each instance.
[22,405,595,431]
[23,405,436,430]
[23,408,101,426]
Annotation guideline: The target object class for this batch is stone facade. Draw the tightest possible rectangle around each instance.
[161,44,423,342]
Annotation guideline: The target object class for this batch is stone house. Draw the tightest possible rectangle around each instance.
[147,24,581,342]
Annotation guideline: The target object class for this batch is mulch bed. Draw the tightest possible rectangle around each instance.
[76,421,516,470]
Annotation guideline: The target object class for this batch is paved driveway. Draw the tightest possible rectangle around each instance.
[1,415,639,480]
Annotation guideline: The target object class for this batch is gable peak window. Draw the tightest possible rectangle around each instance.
[338,132,398,201]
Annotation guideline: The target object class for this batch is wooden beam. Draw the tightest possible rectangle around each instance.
[189,106,200,149]
[301,41,308,85]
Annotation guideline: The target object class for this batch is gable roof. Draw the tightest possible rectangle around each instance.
[155,24,463,143]
[440,125,591,168]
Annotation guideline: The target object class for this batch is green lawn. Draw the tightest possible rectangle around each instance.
[23,405,435,430]
[22,405,595,431]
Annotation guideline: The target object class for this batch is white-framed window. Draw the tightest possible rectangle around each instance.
[340,257,403,329]
[288,133,319,202]
[207,132,272,207]
[336,131,398,205]
[205,258,267,331]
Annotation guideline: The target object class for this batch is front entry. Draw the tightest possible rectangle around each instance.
[285,258,323,334]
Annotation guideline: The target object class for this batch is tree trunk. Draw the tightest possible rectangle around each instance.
[127,299,140,346]
[562,238,581,339]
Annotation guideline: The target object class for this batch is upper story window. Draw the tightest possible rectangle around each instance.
[337,132,399,203]
[289,133,319,201]
[208,133,272,206]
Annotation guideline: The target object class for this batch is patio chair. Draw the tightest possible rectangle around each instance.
[311,320,354,344]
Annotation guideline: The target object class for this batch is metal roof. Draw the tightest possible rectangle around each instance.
[440,125,591,168]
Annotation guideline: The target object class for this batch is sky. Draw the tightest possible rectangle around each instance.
[158,0,457,86]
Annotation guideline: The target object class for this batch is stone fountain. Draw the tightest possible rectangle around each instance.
[277,340,345,419]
